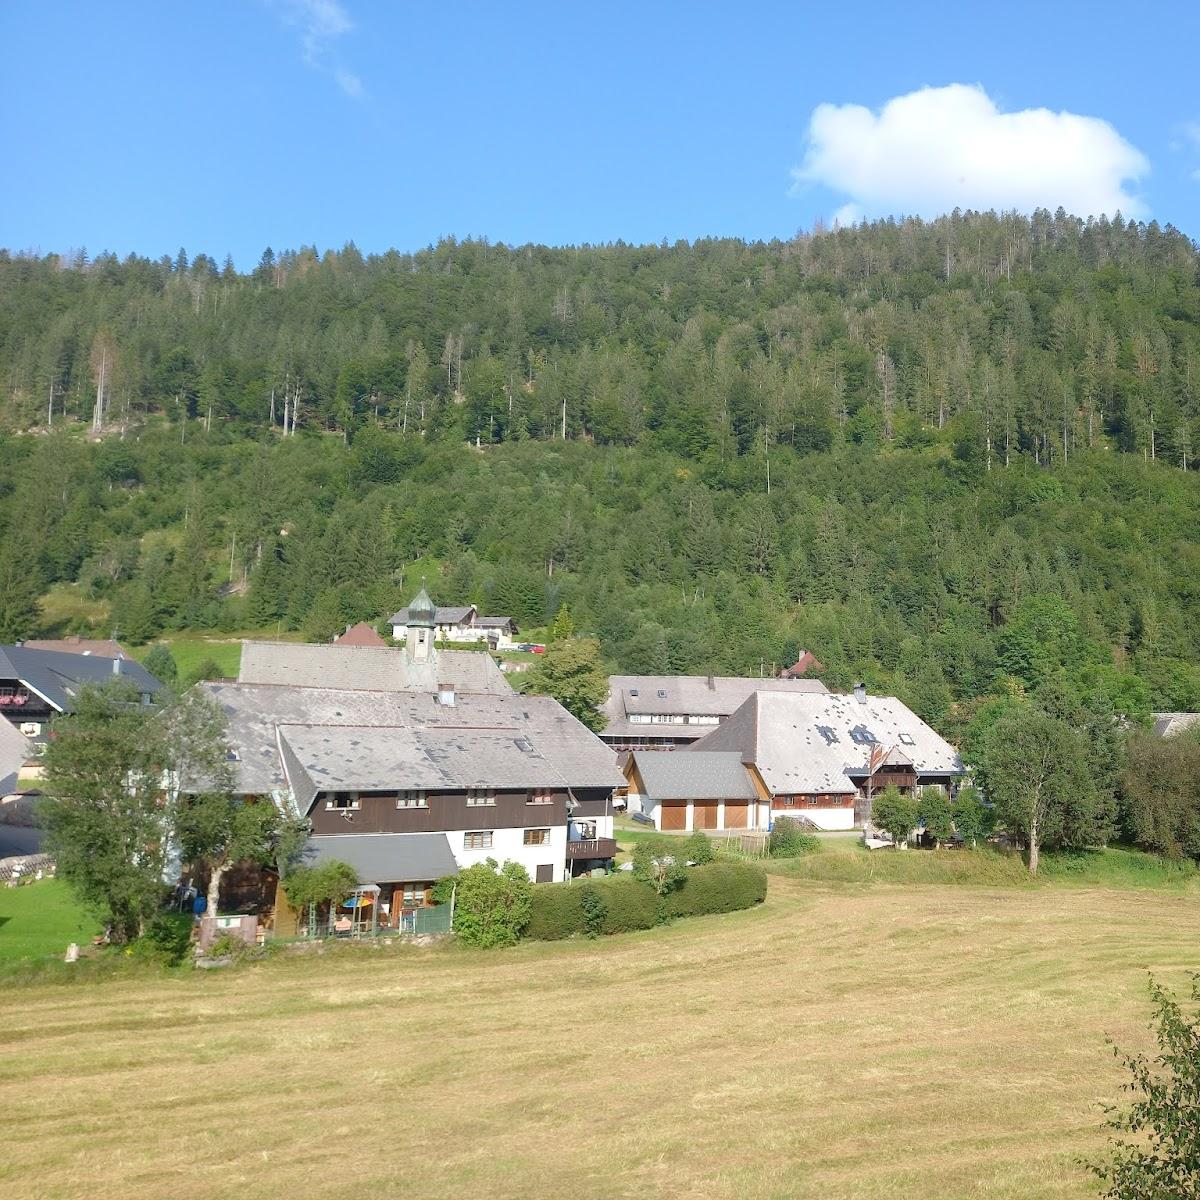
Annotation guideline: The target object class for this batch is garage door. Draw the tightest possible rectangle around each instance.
[724,802,748,829]
[661,802,687,831]
[693,803,718,830]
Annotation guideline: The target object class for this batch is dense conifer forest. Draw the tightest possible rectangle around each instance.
[0,209,1198,731]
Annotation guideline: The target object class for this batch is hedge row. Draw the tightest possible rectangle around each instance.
[525,861,767,941]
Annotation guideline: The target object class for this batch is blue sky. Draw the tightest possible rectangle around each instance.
[2,1,1199,267]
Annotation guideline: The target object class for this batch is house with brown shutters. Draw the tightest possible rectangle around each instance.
[186,586,622,926]
[688,684,963,830]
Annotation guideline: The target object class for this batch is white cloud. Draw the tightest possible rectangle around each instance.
[274,0,363,97]
[793,84,1148,222]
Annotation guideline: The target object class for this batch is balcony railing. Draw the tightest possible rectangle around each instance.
[565,837,618,860]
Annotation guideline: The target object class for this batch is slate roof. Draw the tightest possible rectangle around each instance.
[238,640,509,695]
[300,833,459,883]
[473,616,517,631]
[628,750,756,801]
[0,645,164,713]
[200,681,624,799]
[601,673,829,738]
[388,605,476,626]
[1152,712,1200,738]
[690,690,962,796]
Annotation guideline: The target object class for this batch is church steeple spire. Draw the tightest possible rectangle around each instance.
[405,578,436,665]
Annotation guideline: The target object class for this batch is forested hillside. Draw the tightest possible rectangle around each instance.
[0,209,1198,730]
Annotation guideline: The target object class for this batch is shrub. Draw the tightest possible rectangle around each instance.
[872,786,919,844]
[579,885,606,938]
[129,913,192,965]
[524,864,766,941]
[452,859,532,948]
[281,861,359,911]
[952,784,994,846]
[596,875,661,934]
[684,830,715,864]
[631,835,687,894]
[525,882,586,940]
[917,787,954,844]
[661,861,767,920]
[769,816,818,858]
[526,874,660,939]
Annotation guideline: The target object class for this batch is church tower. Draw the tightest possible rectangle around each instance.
[405,580,437,667]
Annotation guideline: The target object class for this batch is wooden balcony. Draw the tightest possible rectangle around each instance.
[564,837,618,860]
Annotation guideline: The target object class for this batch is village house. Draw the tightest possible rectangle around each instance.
[599,673,830,751]
[194,587,621,926]
[0,644,164,745]
[1152,712,1200,738]
[679,684,963,830]
[622,750,770,832]
[388,602,519,650]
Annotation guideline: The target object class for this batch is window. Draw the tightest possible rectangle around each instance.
[850,726,879,745]
[464,830,493,850]
[687,715,719,725]
[326,792,359,810]
[523,828,550,846]
[816,725,840,746]
[400,882,428,907]
[899,732,916,746]
[628,714,650,724]
[396,790,427,808]
[527,789,555,805]
[466,789,496,806]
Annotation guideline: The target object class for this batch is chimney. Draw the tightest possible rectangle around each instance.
[112,656,120,676]
[852,681,866,704]
[438,683,456,707]
[706,675,715,691]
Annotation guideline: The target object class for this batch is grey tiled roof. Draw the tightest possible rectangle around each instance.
[300,833,459,883]
[201,681,623,797]
[238,641,509,694]
[388,606,476,626]
[691,691,962,796]
[601,673,828,737]
[0,645,164,713]
[628,751,756,801]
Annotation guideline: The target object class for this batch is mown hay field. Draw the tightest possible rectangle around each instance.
[1,877,1195,1200]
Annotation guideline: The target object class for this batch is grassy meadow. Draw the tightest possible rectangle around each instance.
[2,869,1196,1199]
[0,880,100,963]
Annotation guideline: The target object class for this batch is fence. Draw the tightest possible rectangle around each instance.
[0,853,54,886]
[292,901,454,941]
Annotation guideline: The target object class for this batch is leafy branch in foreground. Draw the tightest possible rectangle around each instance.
[1090,973,1200,1199]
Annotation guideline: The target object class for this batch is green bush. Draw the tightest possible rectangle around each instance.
[579,885,606,938]
[452,859,533,948]
[769,816,819,858]
[129,913,193,966]
[525,881,586,940]
[525,863,766,941]
[596,875,661,934]
[661,861,768,919]
[684,830,715,864]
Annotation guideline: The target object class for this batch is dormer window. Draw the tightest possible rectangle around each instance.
[527,788,554,805]
[396,790,427,808]
[326,792,359,810]
[466,789,496,807]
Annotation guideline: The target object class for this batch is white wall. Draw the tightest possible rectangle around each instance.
[773,806,854,831]
[451,824,567,882]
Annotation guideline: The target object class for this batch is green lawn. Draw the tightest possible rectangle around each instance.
[0,879,100,962]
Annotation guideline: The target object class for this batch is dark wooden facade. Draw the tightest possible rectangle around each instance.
[308,787,614,836]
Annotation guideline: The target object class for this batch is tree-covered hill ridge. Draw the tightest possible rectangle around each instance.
[0,209,1197,728]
